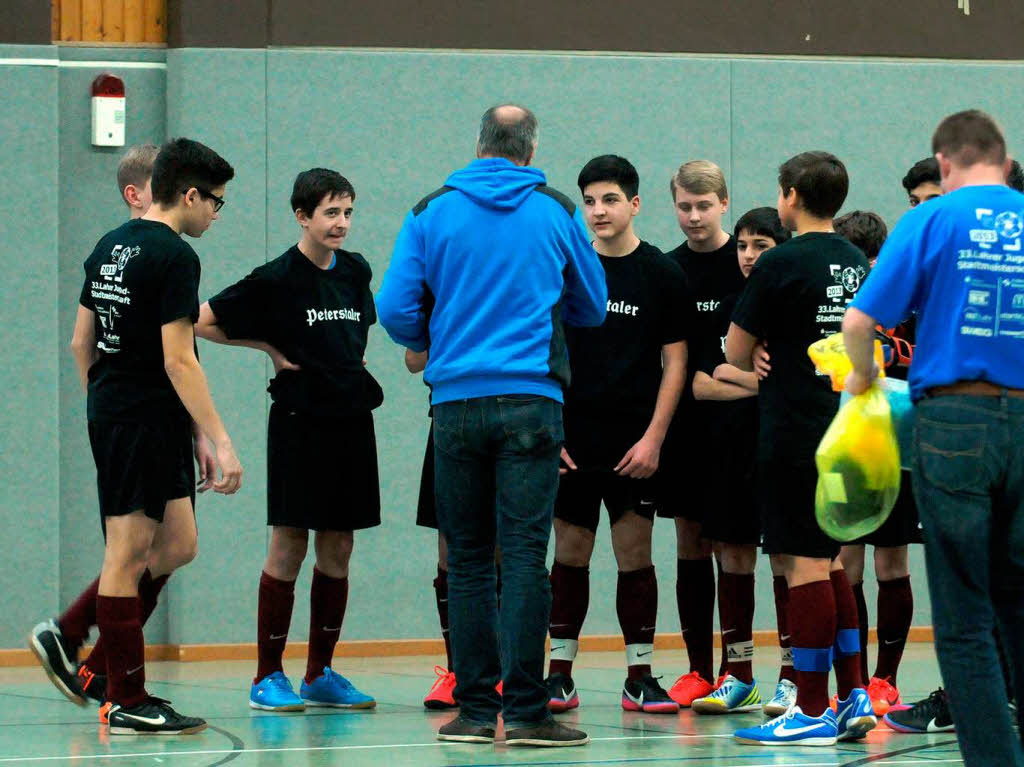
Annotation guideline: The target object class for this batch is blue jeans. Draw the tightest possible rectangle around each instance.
[433,394,563,729]
[913,394,1024,767]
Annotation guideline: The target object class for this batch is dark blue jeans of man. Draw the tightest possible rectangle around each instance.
[913,394,1024,767]
[433,394,562,729]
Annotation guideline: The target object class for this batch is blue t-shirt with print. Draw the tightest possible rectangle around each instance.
[852,184,1024,400]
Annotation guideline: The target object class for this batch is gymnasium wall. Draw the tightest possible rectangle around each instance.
[3,42,1023,649]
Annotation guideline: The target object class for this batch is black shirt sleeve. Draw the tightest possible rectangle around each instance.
[158,248,201,326]
[731,257,777,338]
[207,270,271,341]
[660,261,694,346]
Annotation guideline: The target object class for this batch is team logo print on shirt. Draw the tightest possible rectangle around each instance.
[829,264,866,297]
[306,307,362,326]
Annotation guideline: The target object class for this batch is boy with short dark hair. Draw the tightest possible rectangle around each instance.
[195,168,380,713]
[29,143,219,720]
[726,152,876,746]
[545,155,690,715]
[661,160,745,707]
[902,158,943,208]
[31,137,242,736]
[690,207,791,717]
[833,211,887,267]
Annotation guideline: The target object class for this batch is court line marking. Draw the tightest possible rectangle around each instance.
[0,59,166,69]
[0,733,738,763]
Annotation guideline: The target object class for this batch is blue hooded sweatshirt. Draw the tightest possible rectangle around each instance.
[376,158,607,405]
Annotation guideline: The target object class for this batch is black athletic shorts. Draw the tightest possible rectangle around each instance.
[700,459,760,545]
[88,415,194,529]
[654,417,708,522]
[851,470,923,547]
[415,426,438,529]
[267,403,381,531]
[555,469,656,533]
[759,456,841,559]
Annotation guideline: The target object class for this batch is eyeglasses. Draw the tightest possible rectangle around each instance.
[181,188,226,212]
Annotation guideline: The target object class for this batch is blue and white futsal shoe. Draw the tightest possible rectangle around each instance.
[734,705,838,746]
[249,671,305,711]
[835,687,878,741]
[692,674,762,714]
[763,679,798,717]
[300,667,376,709]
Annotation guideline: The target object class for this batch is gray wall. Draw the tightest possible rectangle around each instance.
[4,44,1023,649]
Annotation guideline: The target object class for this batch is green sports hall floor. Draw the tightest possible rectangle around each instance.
[0,644,963,766]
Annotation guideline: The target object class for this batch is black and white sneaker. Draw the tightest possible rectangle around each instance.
[545,673,580,712]
[622,675,681,714]
[107,696,207,735]
[28,620,85,706]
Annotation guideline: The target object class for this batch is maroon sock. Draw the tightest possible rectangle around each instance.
[852,580,870,685]
[433,567,453,669]
[305,568,349,684]
[255,571,296,683]
[719,572,755,684]
[57,577,100,652]
[772,575,796,683]
[874,576,912,685]
[85,571,169,676]
[790,580,836,717]
[96,595,147,707]
[715,558,727,678]
[548,561,589,677]
[617,566,657,681]
[677,558,715,682]
[831,569,863,700]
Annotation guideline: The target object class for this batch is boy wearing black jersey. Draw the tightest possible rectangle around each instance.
[660,160,745,706]
[728,152,875,746]
[195,169,381,712]
[546,156,690,714]
[690,208,791,717]
[31,138,241,736]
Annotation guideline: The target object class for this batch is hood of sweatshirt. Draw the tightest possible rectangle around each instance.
[444,158,547,211]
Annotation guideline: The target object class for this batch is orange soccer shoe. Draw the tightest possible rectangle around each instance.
[668,671,715,707]
[866,676,902,716]
[423,666,458,710]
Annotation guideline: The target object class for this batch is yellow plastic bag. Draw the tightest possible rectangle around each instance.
[808,334,901,541]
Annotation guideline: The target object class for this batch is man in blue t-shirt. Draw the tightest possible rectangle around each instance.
[843,110,1024,767]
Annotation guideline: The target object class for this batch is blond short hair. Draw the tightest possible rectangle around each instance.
[670,160,728,201]
[116,143,159,204]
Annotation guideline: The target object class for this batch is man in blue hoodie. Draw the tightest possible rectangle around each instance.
[376,104,607,748]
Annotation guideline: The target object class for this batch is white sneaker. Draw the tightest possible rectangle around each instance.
[763,679,798,717]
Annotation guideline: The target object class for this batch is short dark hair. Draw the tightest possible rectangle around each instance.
[151,138,234,206]
[477,104,538,163]
[117,143,158,201]
[1008,159,1024,192]
[901,157,941,193]
[290,168,356,216]
[778,151,849,219]
[834,210,888,262]
[577,155,640,199]
[932,109,1007,166]
[734,206,790,245]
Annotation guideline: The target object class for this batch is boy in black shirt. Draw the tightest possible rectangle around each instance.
[728,152,875,746]
[545,156,689,714]
[690,208,791,716]
[660,160,745,706]
[31,138,241,735]
[195,168,380,713]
